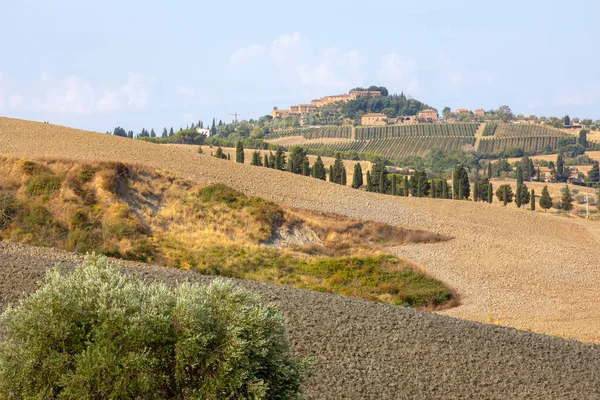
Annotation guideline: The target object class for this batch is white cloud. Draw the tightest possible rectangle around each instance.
[176,85,195,97]
[296,48,365,92]
[229,44,266,66]
[0,72,154,115]
[270,33,304,67]
[378,52,420,95]
[554,92,596,107]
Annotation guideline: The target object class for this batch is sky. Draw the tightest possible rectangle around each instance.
[0,0,598,133]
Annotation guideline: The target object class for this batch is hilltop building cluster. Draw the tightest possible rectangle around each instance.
[271,89,382,119]
[361,109,439,126]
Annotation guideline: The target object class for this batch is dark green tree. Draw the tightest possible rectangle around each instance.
[162,127,168,138]
[442,179,448,199]
[563,115,571,126]
[587,162,600,185]
[169,127,174,137]
[516,165,524,186]
[539,186,553,212]
[528,159,535,179]
[487,162,493,179]
[331,153,346,184]
[352,163,363,188]
[210,118,217,136]
[556,154,564,180]
[274,147,286,170]
[561,185,574,211]
[404,175,410,197]
[150,129,156,138]
[578,129,588,148]
[370,163,389,194]
[329,165,334,182]
[476,177,490,202]
[235,141,244,163]
[487,182,493,203]
[251,151,262,166]
[341,166,347,184]
[288,147,308,175]
[496,184,514,205]
[227,153,230,161]
[313,156,327,180]
[263,154,269,168]
[302,160,310,176]
[530,189,536,210]
[366,171,372,191]
[473,180,479,201]
[379,169,386,194]
[268,152,276,169]
[214,146,227,159]
[453,165,470,199]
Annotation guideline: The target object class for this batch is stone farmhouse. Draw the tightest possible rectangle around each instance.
[418,109,439,122]
[362,113,388,126]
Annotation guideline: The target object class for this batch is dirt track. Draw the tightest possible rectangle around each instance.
[2,242,600,399]
[1,116,600,345]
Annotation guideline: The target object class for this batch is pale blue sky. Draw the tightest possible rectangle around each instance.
[0,0,598,132]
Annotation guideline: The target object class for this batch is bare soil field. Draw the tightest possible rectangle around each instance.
[1,117,600,345]
[2,242,600,399]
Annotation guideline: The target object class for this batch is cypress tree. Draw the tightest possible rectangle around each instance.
[251,151,262,166]
[379,169,385,194]
[274,147,286,170]
[366,171,372,192]
[561,185,574,211]
[530,189,536,210]
[227,153,230,161]
[332,153,345,184]
[162,127,168,138]
[404,176,410,197]
[458,180,463,200]
[313,156,326,180]
[557,154,564,178]
[487,183,493,203]
[235,141,244,163]
[473,181,479,202]
[587,162,600,185]
[302,160,310,176]
[516,166,523,186]
[391,175,397,195]
[263,154,269,168]
[487,162,493,179]
[329,166,334,182]
[578,129,587,148]
[215,146,226,159]
[539,185,553,212]
[169,127,174,137]
[516,185,522,208]
[341,167,347,185]
[528,159,535,179]
[352,163,363,188]
[431,180,436,198]
[442,180,448,199]
[537,167,541,182]
[417,176,423,197]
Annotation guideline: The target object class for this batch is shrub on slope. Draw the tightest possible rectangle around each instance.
[0,255,307,399]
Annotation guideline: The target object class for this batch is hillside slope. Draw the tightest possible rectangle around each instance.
[1,242,600,399]
[1,117,600,342]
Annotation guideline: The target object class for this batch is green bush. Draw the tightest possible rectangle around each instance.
[26,174,62,196]
[0,255,307,399]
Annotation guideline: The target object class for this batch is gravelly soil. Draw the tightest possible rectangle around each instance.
[1,117,599,343]
[1,242,600,400]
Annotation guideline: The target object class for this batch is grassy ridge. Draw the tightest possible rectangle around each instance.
[0,157,454,309]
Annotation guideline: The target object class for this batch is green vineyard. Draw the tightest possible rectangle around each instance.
[264,126,352,140]
[354,123,478,140]
[477,136,566,154]
[482,123,498,136]
[494,124,567,138]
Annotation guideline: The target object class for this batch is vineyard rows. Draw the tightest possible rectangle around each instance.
[477,136,564,154]
[302,136,475,159]
[355,123,478,140]
[265,126,352,140]
[482,123,498,136]
[494,124,567,138]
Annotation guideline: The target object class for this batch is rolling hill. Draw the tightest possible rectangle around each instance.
[1,116,600,397]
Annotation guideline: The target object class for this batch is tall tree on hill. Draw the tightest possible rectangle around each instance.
[578,129,588,148]
[530,189,536,211]
[251,151,262,166]
[528,159,535,179]
[473,181,479,201]
[214,146,226,159]
[127,131,133,139]
[519,157,531,181]
[235,141,244,163]
[352,163,363,188]
[496,184,514,205]
[113,127,128,137]
[586,161,600,185]
[516,165,524,186]
[150,129,156,138]
[302,160,310,176]
[411,170,429,197]
[487,182,493,203]
[476,177,490,202]
[341,167,347,185]
[556,154,565,180]
[366,171,372,192]
[370,163,389,194]
[329,166,334,183]
[487,162,493,179]
[331,153,346,184]
[274,147,286,170]
[453,165,470,200]
[404,175,410,197]
[391,175,397,196]
[539,186,553,212]
[442,179,448,199]
[516,183,530,208]
[169,127,174,137]
[288,147,308,175]
[263,154,269,168]
[162,127,168,138]
[561,185,574,211]
[313,156,326,180]
[563,115,571,126]
[268,151,276,169]
[210,119,217,136]
[227,153,230,161]
[537,167,541,182]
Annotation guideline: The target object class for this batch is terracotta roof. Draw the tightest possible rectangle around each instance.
[362,113,387,117]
